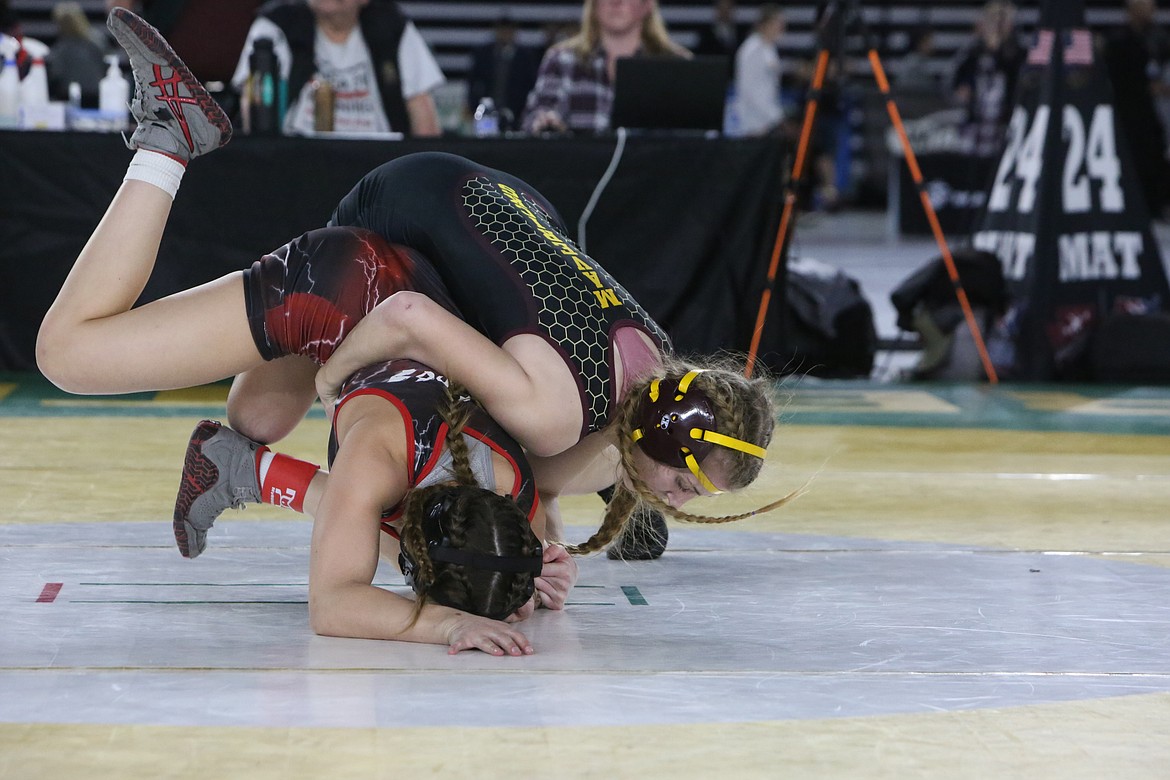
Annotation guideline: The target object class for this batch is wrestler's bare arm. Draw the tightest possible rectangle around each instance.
[316,291,582,457]
[528,430,622,498]
[310,404,533,656]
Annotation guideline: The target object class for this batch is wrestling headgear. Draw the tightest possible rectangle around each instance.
[398,490,543,619]
[630,370,767,494]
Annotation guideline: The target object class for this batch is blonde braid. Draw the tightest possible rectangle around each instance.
[654,488,805,525]
[563,484,638,555]
[560,391,667,555]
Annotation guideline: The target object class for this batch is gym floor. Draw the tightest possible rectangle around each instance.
[3,213,1169,778]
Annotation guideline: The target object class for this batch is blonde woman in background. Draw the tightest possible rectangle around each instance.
[522,0,690,135]
[46,2,105,102]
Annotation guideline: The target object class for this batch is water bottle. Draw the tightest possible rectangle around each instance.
[247,38,281,136]
[723,84,741,138]
[310,75,334,132]
[473,96,500,138]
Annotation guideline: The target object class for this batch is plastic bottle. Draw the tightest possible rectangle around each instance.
[0,39,19,129]
[247,38,281,135]
[473,96,500,138]
[310,76,334,133]
[66,81,82,129]
[722,84,740,138]
[99,55,130,126]
[20,55,48,103]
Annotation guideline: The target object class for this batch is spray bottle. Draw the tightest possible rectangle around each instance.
[0,37,19,129]
[20,56,49,109]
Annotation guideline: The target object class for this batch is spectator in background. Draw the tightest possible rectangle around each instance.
[538,20,577,58]
[950,0,1024,157]
[733,4,785,137]
[148,0,263,85]
[468,13,540,132]
[694,0,744,61]
[893,26,943,98]
[232,0,443,137]
[1104,0,1170,218]
[788,2,853,211]
[46,2,106,104]
[522,0,689,136]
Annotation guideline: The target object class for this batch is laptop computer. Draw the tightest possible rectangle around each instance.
[610,56,731,135]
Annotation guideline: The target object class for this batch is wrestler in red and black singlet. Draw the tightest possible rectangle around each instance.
[328,359,539,534]
[239,229,535,535]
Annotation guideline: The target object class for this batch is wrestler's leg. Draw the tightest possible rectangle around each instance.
[37,9,247,395]
[226,356,320,444]
[36,180,260,395]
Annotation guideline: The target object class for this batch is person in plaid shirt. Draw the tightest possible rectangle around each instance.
[521,0,689,135]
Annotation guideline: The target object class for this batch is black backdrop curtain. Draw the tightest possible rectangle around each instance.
[0,132,788,372]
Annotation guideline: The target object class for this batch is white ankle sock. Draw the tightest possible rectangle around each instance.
[257,450,275,485]
[124,150,187,200]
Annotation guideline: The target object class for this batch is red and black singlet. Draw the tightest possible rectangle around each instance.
[327,359,539,531]
[243,225,459,364]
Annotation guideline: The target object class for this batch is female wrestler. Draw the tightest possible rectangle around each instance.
[35,8,571,656]
[311,152,799,554]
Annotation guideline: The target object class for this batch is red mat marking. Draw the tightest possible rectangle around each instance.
[37,582,63,603]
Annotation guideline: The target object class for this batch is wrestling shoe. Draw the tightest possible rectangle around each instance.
[173,420,263,559]
[607,506,669,561]
[106,7,231,161]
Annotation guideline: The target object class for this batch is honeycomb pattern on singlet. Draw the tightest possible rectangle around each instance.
[461,176,668,429]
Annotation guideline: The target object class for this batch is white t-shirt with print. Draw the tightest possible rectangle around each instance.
[231,17,444,135]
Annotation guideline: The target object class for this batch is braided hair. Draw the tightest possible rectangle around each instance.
[398,381,543,621]
[567,354,801,556]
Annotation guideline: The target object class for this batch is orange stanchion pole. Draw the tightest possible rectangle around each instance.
[868,50,999,384]
[745,49,831,378]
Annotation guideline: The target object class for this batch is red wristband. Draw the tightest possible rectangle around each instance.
[260,453,320,513]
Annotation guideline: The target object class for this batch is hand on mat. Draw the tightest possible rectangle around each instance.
[533,542,576,611]
[507,596,536,622]
[445,614,534,656]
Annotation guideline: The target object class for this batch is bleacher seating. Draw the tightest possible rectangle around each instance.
[7,1,1139,85]
[5,1,1150,207]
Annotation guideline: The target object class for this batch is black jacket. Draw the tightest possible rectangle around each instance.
[257,0,411,134]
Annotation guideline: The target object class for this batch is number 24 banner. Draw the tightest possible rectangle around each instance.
[971,1,1170,380]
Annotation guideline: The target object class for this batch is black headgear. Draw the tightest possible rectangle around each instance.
[630,370,767,493]
[398,491,543,619]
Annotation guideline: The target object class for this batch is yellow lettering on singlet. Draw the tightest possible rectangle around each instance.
[593,288,621,308]
[495,182,624,313]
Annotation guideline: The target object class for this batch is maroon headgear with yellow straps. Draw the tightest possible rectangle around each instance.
[630,370,767,494]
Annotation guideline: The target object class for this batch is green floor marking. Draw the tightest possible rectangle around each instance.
[5,372,1170,434]
[621,586,647,606]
